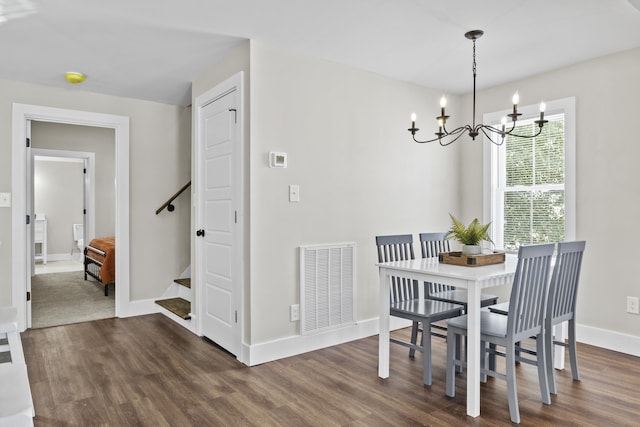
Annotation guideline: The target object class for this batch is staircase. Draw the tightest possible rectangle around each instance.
[155,278,192,323]
[154,184,193,329]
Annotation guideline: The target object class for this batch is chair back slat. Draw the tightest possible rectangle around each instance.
[376,235,417,303]
[419,232,450,258]
[548,241,586,323]
[419,232,452,295]
[507,243,554,340]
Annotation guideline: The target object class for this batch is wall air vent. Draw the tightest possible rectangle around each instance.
[299,243,356,335]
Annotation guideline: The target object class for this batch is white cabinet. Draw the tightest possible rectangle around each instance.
[34,214,47,264]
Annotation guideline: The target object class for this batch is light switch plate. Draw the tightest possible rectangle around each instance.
[289,185,300,202]
[0,192,11,207]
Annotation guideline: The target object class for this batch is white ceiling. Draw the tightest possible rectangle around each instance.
[1,0,640,106]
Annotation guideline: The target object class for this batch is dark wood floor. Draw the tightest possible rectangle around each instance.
[21,314,640,426]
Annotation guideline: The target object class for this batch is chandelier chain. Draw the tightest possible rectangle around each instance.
[472,40,477,77]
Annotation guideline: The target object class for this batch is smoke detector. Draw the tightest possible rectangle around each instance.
[65,72,86,84]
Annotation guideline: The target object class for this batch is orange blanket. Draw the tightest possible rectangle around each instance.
[87,237,116,284]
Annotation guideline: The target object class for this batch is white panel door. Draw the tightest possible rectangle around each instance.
[198,89,239,355]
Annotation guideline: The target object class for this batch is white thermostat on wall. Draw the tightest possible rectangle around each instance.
[269,152,287,168]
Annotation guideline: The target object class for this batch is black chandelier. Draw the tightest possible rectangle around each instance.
[408,30,547,146]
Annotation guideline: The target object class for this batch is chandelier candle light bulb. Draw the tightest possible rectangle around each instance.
[539,101,546,121]
[511,92,520,116]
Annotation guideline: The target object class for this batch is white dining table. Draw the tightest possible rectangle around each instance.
[377,254,518,417]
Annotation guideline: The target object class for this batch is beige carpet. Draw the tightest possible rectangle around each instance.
[31,271,115,328]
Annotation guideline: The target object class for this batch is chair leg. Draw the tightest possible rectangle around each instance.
[536,332,551,405]
[489,343,497,372]
[505,343,521,424]
[545,321,557,395]
[480,340,487,383]
[456,335,464,373]
[445,328,457,397]
[568,319,580,381]
[422,323,432,386]
[409,321,419,358]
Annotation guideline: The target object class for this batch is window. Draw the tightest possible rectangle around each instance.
[483,97,575,251]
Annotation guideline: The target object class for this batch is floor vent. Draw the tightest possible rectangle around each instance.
[299,243,356,335]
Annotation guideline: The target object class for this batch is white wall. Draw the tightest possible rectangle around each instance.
[193,41,463,349]
[0,79,191,305]
[34,159,84,256]
[32,122,116,238]
[247,42,461,344]
[460,48,640,343]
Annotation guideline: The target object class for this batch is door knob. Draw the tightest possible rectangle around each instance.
[196,229,205,237]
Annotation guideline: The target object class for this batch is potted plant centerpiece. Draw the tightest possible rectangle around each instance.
[446,214,493,256]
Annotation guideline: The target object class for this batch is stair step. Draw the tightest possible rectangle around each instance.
[155,297,191,320]
[174,278,191,289]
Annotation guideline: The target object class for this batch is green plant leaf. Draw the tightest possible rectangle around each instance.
[445,213,493,246]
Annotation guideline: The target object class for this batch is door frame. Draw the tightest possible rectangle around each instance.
[194,72,246,363]
[32,148,97,268]
[12,103,130,331]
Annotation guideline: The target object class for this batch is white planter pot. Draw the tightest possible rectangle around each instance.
[462,245,482,256]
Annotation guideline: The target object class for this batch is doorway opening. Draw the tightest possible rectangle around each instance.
[11,103,130,331]
[31,142,112,328]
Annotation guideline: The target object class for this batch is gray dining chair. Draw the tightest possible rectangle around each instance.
[419,232,499,310]
[376,234,464,385]
[445,243,555,424]
[417,232,498,365]
[488,241,586,395]
[544,240,586,393]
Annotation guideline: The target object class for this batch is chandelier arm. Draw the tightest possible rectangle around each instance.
[439,130,470,146]
[505,125,544,139]
[479,127,505,146]
[481,121,547,139]
[412,133,447,144]
[441,122,468,136]
[445,125,469,136]
[480,124,507,134]
[412,125,468,144]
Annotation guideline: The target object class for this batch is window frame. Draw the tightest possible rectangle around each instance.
[483,97,576,251]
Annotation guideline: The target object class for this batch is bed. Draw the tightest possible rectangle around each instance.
[84,236,116,296]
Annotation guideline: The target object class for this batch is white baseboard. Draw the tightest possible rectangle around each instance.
[158,283,180,299]
[577,323,640,357]
[119,297,198,335]
[118,298,159,318]
[244,319,640,367]
[243,317,411,366]
[179,266,191,278]
[112,301,640,365]
[37,253,80,262]
[157,307,197,335]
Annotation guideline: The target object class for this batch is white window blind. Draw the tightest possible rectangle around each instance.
[500,114,565,250]
[484,97,576,252]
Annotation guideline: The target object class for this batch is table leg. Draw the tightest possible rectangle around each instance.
[378,268,390,378]
[466,282,481,417]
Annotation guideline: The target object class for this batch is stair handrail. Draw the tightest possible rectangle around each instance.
[156,181,191,215]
